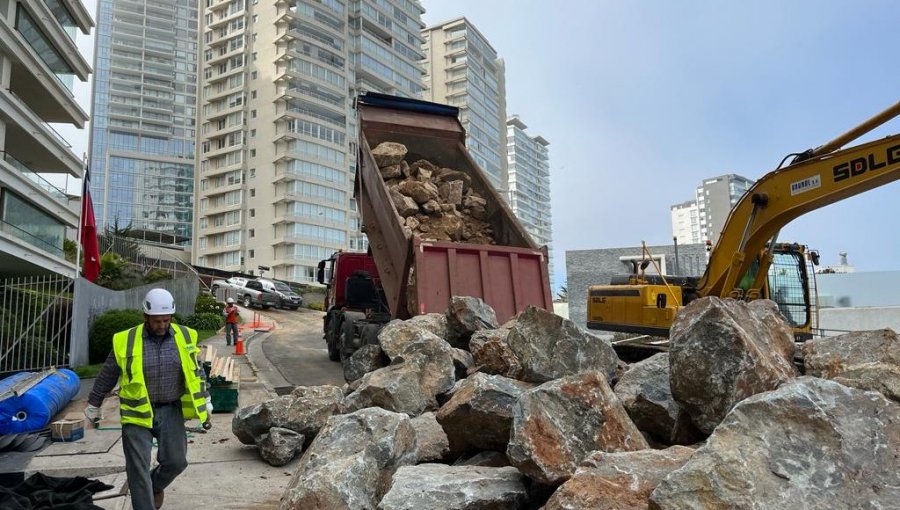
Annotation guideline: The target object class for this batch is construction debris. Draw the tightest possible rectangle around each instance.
[372,142,496,245]
[201,346,240,385]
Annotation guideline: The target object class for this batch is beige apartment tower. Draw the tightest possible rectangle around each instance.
[194,0,425,282]
[421,17,508,195]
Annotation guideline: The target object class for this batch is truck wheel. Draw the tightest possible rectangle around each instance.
[339,319,357,362]
[242,295,252,308]
[325,318,340,362]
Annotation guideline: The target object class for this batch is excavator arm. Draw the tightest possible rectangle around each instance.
[699,101,900,299]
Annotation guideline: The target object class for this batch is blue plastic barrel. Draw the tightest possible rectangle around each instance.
[0,369,81,434]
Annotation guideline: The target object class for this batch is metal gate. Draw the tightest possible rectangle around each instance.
[0,275,73,374]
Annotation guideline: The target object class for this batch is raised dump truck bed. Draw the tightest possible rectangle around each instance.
[356,92,552,323]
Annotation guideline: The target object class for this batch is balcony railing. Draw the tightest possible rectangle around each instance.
[1,151,69,201]
[0,219,65,258]
[6,89,73,148]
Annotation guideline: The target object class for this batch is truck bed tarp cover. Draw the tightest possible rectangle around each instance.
[358,92,459,117]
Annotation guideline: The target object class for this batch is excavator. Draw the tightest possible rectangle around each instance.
[587,100,900,343]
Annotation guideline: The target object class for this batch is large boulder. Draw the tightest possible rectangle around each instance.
[341,362,437,416]
[445,296,500,349]
[232,385,343,445]
[649,377,900,509]
[435,372,533,457]
[469,328,522,377]
[371,141,407,167]
[669,297,798,434]
[398,180,440,205]
[544,447,695,510]
[506,306,618,383]
[343,344,389,383]
[377,317,449,360]
[280,408,416,510]
[614,353,680,444]
[256,427,305,467]
[409,412,449,463]
[378,464,527,510]
[507,372,648,485]
[802,328,900,403]
[389,187,419,217]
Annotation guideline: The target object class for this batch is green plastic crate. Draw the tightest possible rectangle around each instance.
[209,384,239,413]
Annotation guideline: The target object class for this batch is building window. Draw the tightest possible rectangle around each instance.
[249,249,255,257]
[251,90,257,99]
[251,110,257,118]
[250,209,255,217]
[250,188,255,197]
[249,228,255,237]
[251,70,258,79]
[250,129,256,138]
[250,149,256,157]
[249,168,256,178]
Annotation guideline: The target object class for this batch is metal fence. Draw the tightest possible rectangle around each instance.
[99,234,206,289]
[0,275,74,374]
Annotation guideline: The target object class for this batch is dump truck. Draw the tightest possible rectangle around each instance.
[318,92,553,363]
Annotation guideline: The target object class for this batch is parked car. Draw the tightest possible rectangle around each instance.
[258,279,304,310]
[210,277,247,295]
[238,280,280,309]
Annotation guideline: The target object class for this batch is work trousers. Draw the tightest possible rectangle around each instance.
[122,402,188,510]
[224,322,239,345]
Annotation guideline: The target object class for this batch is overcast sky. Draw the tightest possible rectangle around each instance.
[56,1,900,293]
[422,0,900,290]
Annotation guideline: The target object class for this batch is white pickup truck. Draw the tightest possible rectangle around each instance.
[210,277,280,309]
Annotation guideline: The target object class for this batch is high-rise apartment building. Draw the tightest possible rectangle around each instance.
[670,199,700,244]
[194,0,426,282]
[0,0,92,276]
[671,173,753,246]
[506,115,553,277]
[88,0,199,241]
[420,17,507,194]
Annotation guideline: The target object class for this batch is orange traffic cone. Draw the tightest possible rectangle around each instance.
[234,330,245,356]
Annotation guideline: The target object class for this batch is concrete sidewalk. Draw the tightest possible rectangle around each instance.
[22,312,297,509]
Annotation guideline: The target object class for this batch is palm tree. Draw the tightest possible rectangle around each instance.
[556,285,568,303]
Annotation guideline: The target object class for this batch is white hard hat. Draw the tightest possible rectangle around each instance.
[226,297,235,304]
[143,288,176,315]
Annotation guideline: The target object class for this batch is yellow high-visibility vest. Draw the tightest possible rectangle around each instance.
[112,323,208,428]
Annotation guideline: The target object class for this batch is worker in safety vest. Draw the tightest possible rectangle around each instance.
[85,288,210,510]
[222,297,240,346]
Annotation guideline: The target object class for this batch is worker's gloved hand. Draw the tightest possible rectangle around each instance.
[206,397,213,414]
[84,405,101,427]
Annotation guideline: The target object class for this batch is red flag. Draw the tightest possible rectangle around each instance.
[80,170,100,282]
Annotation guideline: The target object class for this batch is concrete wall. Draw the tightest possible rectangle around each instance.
[566,243,707,330]
[70,276,199,366]
[816,271,900,308]
[818,306,900,334]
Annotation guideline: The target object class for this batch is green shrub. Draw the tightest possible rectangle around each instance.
[307,302,325,311]
[180,313,224,331]
[144,269,173,283]
[195,293,223,315]
[88,309,144,363]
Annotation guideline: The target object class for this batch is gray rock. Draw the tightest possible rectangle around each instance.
[448,347,475,381]
[544,447,694,510]
[256,427,304,467]
[344,344,389,383]
[379,164,402,179]
[232,388,341,446]
[445,296,500,349]
[435,372,532,457]
[469,328,522,377]
[377,317,449,360]
[280,408,416,510]
[614,353,680,444]
[452,450,510,467]
[436,168,472,193]
[341,362,435,416]
[389,187,419,217]
[233,396,293,445]
[507,372,648,485]
[438,180,464,206]
[378,464,527,510]
[649,377,900,509]
[669,297,798,434]
[802,328,900,403]
[409,158,439,176]
[409,412,449,463]
[372,142,407,167]
[506,306,618,383]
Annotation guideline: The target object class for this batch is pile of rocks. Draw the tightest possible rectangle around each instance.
[232,296,900,509]
[371,141,496,245]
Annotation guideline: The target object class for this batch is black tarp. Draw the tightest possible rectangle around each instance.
[0,472,112,510]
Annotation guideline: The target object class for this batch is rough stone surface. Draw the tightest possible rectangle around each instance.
[280,407,416,510]
[438,180,464,206]
[469,328,522,377]
[435,372,533,457]
[398,180,440,205]
[256,427,305,467]
[649,377,900,509]
[506,306,618,383]
[389,187,419,217]
[377,317,449,360]
[802,328,900,403]
[436,168,472,192]
[378,464,527,510]
[372,142,407,168]
[614,353,680,444]
[453,451,511,468]
[409,412,449,463]
[445,296,500,349]
[232,386,342,445]
[344,344,389,383]
[544,447,695,510]
[507,372,649,485]
[448,347,475,381]
[341,362,436,416]
[233,396,293,445]
[669,297,798,434]
[379,164,402,180]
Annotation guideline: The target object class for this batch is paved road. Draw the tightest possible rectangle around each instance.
[257,307,345,388]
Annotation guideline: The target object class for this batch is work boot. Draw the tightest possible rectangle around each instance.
[153,489,164,509]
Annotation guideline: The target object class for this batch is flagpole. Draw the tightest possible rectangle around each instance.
[74,154,86,280]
